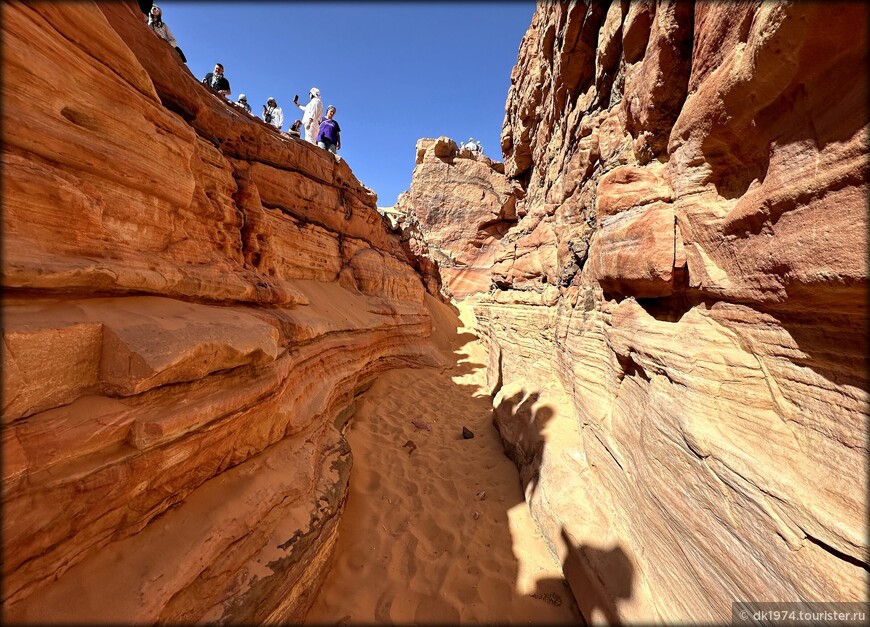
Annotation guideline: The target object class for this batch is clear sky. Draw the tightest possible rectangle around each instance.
[162,2,535,206]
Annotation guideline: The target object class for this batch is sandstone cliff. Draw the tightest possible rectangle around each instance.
[1,2,437,622]
[395,137,522,299]
[408,1,868,623]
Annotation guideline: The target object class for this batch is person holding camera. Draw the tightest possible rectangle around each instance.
[294,88,323,144]
[262,98,283,131]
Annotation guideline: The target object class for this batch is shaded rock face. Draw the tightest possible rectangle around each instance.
[457,1,868,623]
[1,2,436,623]
[395,137,523,299]
[378,203,447,301]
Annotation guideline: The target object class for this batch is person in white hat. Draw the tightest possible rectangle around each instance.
[294,87,323,144]
[262,97,283,130]
[236,94,251,114]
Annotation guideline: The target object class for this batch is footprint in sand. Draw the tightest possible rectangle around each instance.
[373,590,393,623]
[396,535,418,580]
[361,469,381,492]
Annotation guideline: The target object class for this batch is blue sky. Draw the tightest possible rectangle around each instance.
[162,2,535,206]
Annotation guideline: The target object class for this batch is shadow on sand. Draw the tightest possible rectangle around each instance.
[306,297,601,623]
[493,384,636,626]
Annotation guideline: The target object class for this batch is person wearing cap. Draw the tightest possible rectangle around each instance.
[293,87,323,144]
[147,5,186,62]
[316,105,341,155]
[236,94,251,114]
[262,98,283,130]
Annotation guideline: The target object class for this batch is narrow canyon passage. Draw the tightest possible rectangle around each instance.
[306,298,581,624]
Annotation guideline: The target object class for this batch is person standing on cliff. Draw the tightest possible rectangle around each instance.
[262,97,284,131]
[147,6,186,63]
[293,87,323,144]
[202,63,231,97]
[316,105,341,155]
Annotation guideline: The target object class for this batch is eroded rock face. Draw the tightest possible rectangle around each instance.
[394,137,523,299]
[474,1,868,623]
[1,2,436,622]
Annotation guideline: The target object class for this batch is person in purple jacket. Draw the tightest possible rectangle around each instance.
[316,105,341,154]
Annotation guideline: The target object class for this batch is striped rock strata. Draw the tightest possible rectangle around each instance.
[1,2,437,622]
[409,1,868,623]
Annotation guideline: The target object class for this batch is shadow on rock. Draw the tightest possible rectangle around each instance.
[558,528,634,626]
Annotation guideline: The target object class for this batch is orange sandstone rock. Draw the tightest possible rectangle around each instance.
[1,2,434,623]
[472,2,869,624]
[394,137,522,299]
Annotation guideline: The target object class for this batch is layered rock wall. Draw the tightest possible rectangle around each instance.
[395,137,523,299]
[2,2,436,622]
[428,1,868,623]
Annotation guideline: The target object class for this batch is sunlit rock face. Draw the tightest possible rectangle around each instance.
[478,1,868,623]
[395,137,523,299]
[1,2,436,622]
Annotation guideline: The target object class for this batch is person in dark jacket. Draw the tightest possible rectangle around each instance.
[286,119,303,139]
[316,105,341,154]
[202,63,231,97]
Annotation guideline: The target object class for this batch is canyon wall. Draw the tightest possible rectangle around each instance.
[405,1,868,623]
[1,2,437,622]
[395,137,522,299]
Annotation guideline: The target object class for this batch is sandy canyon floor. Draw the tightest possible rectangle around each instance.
[306,298,581,624]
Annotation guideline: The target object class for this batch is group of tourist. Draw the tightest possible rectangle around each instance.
[233,88,340,153]
[462,138,483,153]
[138,1,341,155]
